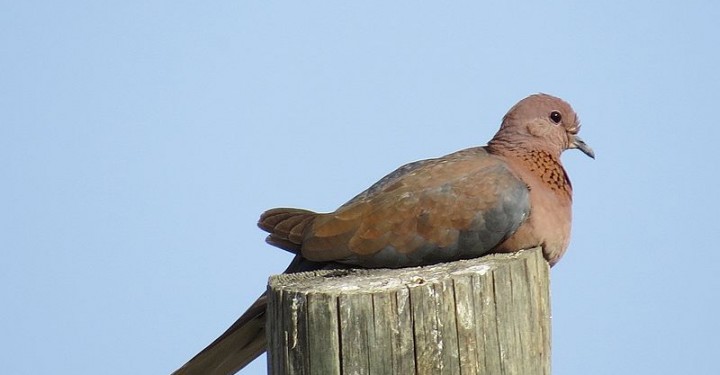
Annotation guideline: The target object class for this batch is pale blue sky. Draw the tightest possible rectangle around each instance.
[2,1,719,374]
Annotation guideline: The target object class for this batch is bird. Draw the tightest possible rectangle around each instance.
[172,93,594,375]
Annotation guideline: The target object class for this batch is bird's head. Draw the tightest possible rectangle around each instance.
[490,93,595,159]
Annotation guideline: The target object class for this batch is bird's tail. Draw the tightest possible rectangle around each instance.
[172,209,319,374]
[171,293,268,375]
[257,208,317,253]
[172,255,329,375]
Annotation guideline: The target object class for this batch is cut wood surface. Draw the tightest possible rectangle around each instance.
[267,247,550,375]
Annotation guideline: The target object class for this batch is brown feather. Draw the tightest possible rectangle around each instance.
[257,208,317,249]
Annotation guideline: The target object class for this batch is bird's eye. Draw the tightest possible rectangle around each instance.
[550,111,562,124]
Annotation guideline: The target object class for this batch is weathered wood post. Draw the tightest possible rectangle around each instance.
[267,247,550,375]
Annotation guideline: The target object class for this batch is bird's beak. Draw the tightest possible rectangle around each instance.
[570,135,595,159]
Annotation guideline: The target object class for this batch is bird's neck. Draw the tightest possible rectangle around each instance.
[487,141,573,198]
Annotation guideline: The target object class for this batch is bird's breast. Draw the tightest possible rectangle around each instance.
[493,154,573,266]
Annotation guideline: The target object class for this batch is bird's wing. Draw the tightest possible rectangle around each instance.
[301,147,530,268]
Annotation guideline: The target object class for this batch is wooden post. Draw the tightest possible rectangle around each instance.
[267,247,550,375]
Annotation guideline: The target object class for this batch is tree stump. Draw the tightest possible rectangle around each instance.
[267,247,550,375]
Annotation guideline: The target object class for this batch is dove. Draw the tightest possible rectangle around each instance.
[172,93,594,375]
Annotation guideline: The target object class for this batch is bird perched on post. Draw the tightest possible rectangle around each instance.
[173,93,594,375]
